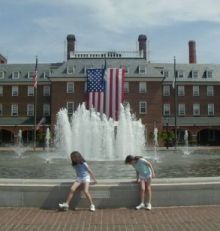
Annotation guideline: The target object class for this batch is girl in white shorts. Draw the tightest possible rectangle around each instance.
[59,151,97,211]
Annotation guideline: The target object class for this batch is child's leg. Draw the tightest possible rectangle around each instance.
[66,181,81,205]
[139,180,146,203]
[83,182,94,205]
[145,180,151,204]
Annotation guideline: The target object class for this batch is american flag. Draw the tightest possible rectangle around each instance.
[105,68,125,120]
[87,68,105,113]
[33,56,38,89]
[87,67,125,120]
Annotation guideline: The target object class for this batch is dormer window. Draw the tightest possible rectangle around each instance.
[12,71,20,79]
[192,70,198,78]
[206,70,213,78]
[177,70,184,78]
[0,71,4,79]
[28,71,35,79]
[84,65,92,74]
[138,65,146,74]
[163,70,169,78]
[66,66,75,74]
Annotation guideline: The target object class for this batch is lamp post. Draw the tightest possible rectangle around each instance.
[174,57,177,149]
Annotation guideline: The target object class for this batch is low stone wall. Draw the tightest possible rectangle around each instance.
[0,177,220,209]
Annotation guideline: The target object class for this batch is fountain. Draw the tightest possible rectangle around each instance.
[55,103,146,161]
[183,130,190,155]
[153,127,159,161]
[0,103,220,209]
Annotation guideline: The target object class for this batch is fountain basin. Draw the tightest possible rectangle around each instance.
[0,177,219,209]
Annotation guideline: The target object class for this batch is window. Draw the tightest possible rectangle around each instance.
[163,70,169,78]
[192,70,198,78]
[12,86,19,96]
[0,104,2,116]
[11,104,18,116]
[177,70,184,78]
[208,104,214,116]
[193,104,200,116]
[139,82,147,93]
[84,65,92,74]
[177,86,185,96]
[124,82,129,93]
[67,66,75,74]
[28,71,35,79]
[163,104,170,116]
[67,82,74,93]
[12,71,20,79]
[43,86,50,96]
[207,86,214,96]
[27,86,34,96]
[0,86,3,96]
[84,82,87,92]
[178,104,185,116]
[206,70,213,78]
[139,101,147,114]
[138,65,146,74]
[67,102,74,115]
[0,71,4,79]
[27,104,34,116]
[193,86,199,96]
[43,104,50,116]
[163,85,170,96]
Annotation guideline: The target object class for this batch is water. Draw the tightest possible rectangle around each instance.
[55,103,146,160]
[0,149,220,179]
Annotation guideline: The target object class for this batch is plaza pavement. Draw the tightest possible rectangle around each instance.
[0,205,219,231]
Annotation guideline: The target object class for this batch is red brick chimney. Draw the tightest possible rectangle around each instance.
[188,40,197,64]
[138,34,147,59]
[67,34,76,60]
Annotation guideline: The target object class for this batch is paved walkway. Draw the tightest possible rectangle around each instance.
[0,205,220,231]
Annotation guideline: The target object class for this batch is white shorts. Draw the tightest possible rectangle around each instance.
[139,175,152,183]
[76,175,90,183]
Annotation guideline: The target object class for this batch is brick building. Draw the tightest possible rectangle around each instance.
[0,35,220,146]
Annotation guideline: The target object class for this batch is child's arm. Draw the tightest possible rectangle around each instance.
[87,165,97,184]
[146,160,155,177]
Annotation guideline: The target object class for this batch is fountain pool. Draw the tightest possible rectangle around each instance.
[0,149,220,179]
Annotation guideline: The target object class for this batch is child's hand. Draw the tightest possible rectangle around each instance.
[90,180,97,185]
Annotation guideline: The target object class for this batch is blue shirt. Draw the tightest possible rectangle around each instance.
[73,162,89,178]
[132,158,152,178]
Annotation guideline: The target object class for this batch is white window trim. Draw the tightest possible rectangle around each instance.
[163,104,170,116]
[27,86,34,96]
[12,71,20,79]
[138,65,146,74]
[11,104,18,116]
[27,104,34,116]
[66,82,74,93]
[193,86,200,96]
[67,101,74,115]
[207,86,214,96]
[193,104,200,116]
[0,71,5,79]
[43,104,50,116]
[163,85,170,96]
[139,101,147,114]
[208,104,214,116]
[12,86,19,96]
[178,86,185,96]
[178,104,185,116]
[177,70,184,78]
[139,82,147,93]
[43,86,50,96]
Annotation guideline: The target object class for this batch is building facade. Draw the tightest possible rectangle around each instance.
[0,35,220,146]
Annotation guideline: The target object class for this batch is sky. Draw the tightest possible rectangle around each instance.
[1,0,220,64]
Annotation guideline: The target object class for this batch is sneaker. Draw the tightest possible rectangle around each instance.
[145,203,152,210]
[59,202,69,211]
[136,202,145,210]
[89,204,95,212]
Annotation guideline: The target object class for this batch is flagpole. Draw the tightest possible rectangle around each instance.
[174,56,177,149]
[33,56,38,150]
